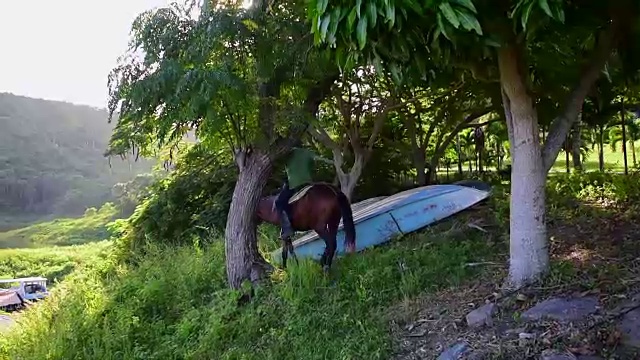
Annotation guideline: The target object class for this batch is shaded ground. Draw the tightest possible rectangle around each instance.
[387,197,640,359]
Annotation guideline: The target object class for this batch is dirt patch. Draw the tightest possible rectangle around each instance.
[387,201,640,359]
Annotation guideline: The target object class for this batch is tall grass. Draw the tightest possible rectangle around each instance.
[0,219,499,360]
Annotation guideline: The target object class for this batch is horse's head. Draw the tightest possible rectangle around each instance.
[255,195,278,225]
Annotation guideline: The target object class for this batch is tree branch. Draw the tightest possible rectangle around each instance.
[541,20,621,172]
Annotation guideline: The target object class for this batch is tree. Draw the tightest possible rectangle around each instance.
[309,67,402,199]
[310,0,640,287]
[106,1,337,289]
[396,76,496,185]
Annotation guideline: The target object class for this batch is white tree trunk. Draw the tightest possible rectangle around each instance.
[498,44,549,289]
[337,152,364,200]
[225,150,273,290]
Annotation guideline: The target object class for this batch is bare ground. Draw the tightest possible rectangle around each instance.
[386,200,640,360]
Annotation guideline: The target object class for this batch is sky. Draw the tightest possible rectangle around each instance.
[0,0,173,109]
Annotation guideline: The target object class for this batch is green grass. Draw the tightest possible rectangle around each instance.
[6,173,640,360]
[0,202,120,249]
[550,142,637,173]
[0,241,113,285]
[0,216,500,360]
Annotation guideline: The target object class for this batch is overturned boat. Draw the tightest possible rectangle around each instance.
[270,182,491,265]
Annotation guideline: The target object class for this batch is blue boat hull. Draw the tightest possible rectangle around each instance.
[270,184,491,265]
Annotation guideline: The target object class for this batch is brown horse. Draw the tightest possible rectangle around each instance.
[256,182,356,273]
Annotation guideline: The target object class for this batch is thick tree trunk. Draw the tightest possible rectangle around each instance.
[571,115,583,170]
[498,43,549,289]
[225,150,273,290]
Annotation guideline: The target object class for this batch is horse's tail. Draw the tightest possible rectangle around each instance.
[336,190,356,253]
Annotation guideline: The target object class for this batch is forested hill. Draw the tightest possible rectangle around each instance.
[0,92,155,229]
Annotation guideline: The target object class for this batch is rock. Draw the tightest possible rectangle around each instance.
[521,297,599,323]
[436,341,471,360]
[540,349,578,360]
[466,302,497,328]
[618,307,640,348]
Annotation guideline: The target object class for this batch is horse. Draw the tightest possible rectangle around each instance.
[255,182,356,273]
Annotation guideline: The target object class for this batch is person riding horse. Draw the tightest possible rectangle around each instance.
[276,143,333,240]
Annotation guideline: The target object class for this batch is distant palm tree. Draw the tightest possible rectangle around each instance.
[609,117,640,168]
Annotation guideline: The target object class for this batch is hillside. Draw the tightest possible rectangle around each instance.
[0,92,155,230]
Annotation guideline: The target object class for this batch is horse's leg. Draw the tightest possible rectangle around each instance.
[322,208,342,274]
[281,241,288,269]
[324,223,339,274]
[287,239,299,265]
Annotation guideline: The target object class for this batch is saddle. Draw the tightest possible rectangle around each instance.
[287,182,335,204]
[288,184,315,204]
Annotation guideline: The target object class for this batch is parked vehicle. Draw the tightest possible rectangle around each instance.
[0,277,49,311]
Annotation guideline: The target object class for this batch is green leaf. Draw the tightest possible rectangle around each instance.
[451,0,477,14]
[241,19,259,31]
[389,62,402,84]
[454,8,482,35]
[537,0,553,18]
[356,0,362,17]
[316,0,329,15]
[328,8,341,45]
[356,16,368,50]
[551,2,565,23]
[385,2,396,28]
[439,2,460,29]
[347,7,357,30]
[404,0,424,16]
[319,14,331,41]
[436,13,452,41]
[521,1,535,31]
[367,2,377,28]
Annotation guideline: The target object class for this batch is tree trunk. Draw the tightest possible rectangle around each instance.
[337,152,365,200]
[571,114,583,170]
[457,133,464,175]
[622,98,629,175]
[225,150,273,290]
[631,136,637,167]
[599,125,605,172]
[498,43,549,289]
[414,150,427,186]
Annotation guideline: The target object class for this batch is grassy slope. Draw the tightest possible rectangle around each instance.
[0,241,112,285]
[0,206,502,359]
[3,173,640,359]
[0,203,119,249]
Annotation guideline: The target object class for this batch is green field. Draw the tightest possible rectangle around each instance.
[551,143,638,173]
[0,203,119,249]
